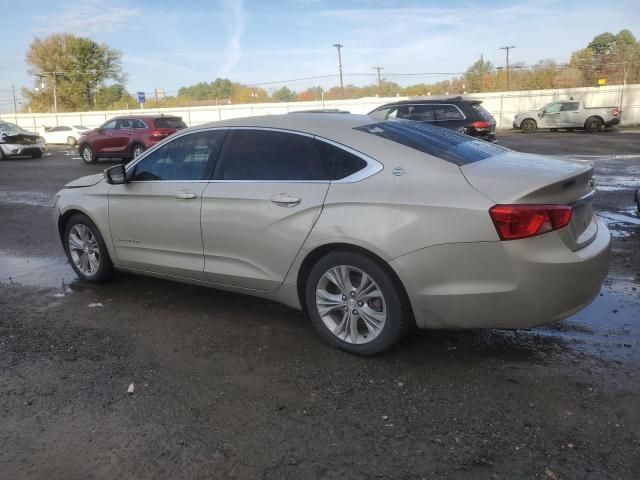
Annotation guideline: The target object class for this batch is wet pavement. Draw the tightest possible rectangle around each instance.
[1,133,639,479]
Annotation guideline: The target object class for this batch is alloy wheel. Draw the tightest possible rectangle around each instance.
[315,265,387,345]
[68,224,100,276]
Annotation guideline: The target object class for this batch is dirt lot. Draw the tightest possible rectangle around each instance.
[1,129,639,479]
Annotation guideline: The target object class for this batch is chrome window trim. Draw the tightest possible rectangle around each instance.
[124,126,382,184]
[377,103,467,122]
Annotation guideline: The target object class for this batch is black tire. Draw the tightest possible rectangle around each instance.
[521,119,537,133]
[80,144,97,164]
[130,143,146,159]
[305,250,413,355]
[567,128,575,132]
[63,214,113,283]
[585,116,603,133]
[0,148,6,160]
[67,136,77,146]
[550,128,558,132]
[31,151,43,159]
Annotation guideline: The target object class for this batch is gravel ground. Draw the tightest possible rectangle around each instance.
[1,129,639,479]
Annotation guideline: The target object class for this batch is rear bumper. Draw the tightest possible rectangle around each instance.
[605,117,621,127]
[391,221,611,329]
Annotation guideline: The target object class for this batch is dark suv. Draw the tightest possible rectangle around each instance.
[368,97,497,142]
[78,115,187,164]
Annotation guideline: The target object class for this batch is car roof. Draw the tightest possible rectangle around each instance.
[196,113,375,140]
[109,115,182,120]
[374,96,482,108]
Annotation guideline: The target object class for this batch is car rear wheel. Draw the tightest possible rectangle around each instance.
[521,119,537,133]
[64,214,113,283]
[585,117,603,133]
[305,250,412,355]
[131,144,145,158]
[67,136,77,146]
[80,145,97,164]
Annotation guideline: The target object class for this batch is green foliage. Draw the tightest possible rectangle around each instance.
[271,86,296,102]
[23,33,123,112]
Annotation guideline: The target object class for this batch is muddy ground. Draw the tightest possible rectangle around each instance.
[1,130,639,479]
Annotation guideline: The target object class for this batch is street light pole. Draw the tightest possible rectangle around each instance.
[333,43,344,91]
[500,46,515,91]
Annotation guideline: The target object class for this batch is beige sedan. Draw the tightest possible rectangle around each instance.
[54,114,610,354]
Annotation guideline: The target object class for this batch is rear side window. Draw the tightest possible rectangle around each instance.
[154,117,188,129]
[432,105,465,121]
[215,130,329,181]
[129,130,225,181]
[561,102,580,112]
[316,140,367,180]
[354,120,507,166]
[471,103,494,121]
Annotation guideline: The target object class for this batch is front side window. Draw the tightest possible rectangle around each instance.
[214,130,329,181]
[117,119,134,130]
[129,130,225,181]
[545,103,562,113]
[101,120,117,131]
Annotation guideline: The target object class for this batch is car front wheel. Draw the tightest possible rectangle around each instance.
[521,119,537,132]
[80,145,96,164]
[305,250,412,355]
[64,214,113,283]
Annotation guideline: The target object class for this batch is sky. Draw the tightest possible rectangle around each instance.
[0,0,638,112]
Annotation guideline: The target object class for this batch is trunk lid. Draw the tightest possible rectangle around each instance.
[461,152,597,250]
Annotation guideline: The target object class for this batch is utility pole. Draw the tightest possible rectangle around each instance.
[500,46,515,91]
[11,84,17,115]
[373,66,383,90]
[333,43,344,91]
[51,70,59,113]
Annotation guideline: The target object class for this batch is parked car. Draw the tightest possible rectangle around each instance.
[54,114,610,354]
[368,97,497,142]
[78,115,187,164]
[0,121,45,159]
[513,100,621,133]
[43,125,89,146]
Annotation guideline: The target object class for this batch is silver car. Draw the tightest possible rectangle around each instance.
[54,114,611,354]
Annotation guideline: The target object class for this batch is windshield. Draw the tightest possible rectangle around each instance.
[154,117,187,129]
[354,119,507,166]
[0,122,22,134]
[73,125,89,130]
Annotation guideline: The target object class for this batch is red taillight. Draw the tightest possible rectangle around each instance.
[471,121,491,131]
[612,108,621,117]
[489,204,572,241]
[151,129,171,138]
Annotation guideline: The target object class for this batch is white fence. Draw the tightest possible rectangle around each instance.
[1,84,638,134]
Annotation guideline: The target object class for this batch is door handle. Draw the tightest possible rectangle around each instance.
[174,190,197,200]
[270,193,301,207]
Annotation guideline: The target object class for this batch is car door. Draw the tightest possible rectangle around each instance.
[541,102,562,127]
[559,102,581,127]
[92,119,119,153]
[112,118,135,154]
[201,128,330,291]
[108,129,226,279]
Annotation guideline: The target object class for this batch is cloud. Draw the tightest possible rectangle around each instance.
[35,2,138,34]
[217,0,246,77]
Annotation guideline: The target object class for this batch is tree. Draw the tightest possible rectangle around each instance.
[465,55,493,92]
[272,86,296,102]
[23,33,124,112]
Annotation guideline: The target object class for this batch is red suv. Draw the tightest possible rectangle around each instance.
[78,115,187,164]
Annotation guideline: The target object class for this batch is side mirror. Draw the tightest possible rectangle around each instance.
[104,164,127,185]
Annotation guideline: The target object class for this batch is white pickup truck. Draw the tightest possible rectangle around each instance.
[513,100,621,133]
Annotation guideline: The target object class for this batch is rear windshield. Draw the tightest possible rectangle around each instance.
[353,120,507,166]
[154,117,187,129]
[471,103,494,122]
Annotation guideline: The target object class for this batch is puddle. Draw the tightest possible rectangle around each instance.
[0,253,76,290]
[0,191,54,207]
[536,276,640,361]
